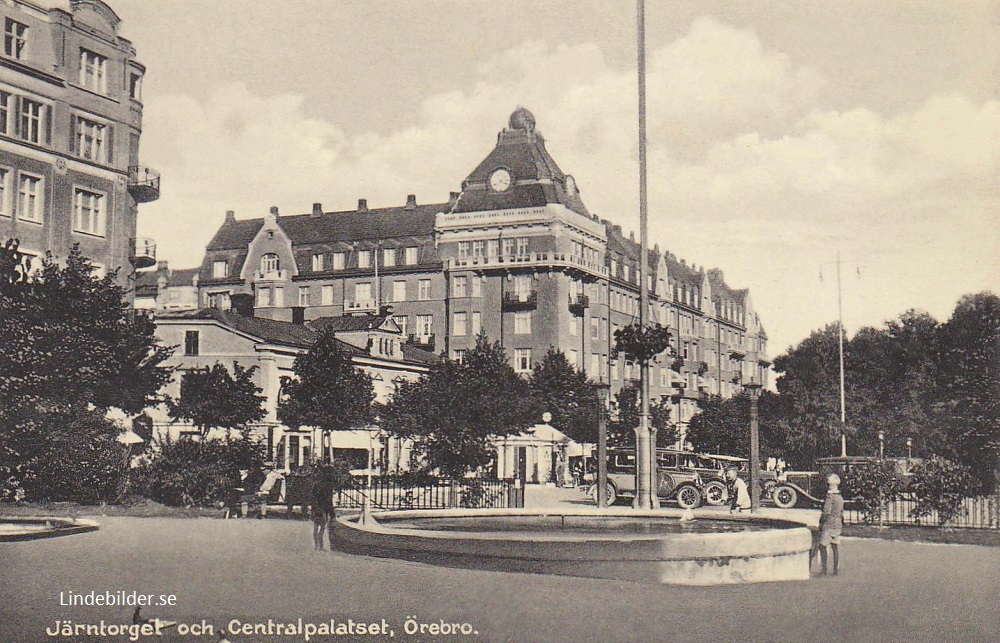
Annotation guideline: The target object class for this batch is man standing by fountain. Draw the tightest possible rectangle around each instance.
[726,467,750,513]
[811,473,844,575]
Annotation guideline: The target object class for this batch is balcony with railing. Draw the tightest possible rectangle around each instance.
[130,237,156,269]
[502,290,538,311]
[568,293,589,316]
[127,166,161,203]
[408,333,435,351]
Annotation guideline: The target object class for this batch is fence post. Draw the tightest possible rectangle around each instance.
[449,480,459,508]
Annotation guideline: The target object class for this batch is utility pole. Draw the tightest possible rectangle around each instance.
[821,252,861,458]
[633,0,655,510]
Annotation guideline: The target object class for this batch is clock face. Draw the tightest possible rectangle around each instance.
[489,168,512,192]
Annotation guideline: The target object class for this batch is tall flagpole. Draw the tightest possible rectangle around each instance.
[633,0,655,509]
[837,251,847,457]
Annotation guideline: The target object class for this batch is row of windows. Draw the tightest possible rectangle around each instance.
[0,168,106,235]
[217,246,424,280]
[456,237,529,262]
[0,89,115,164]
[2,19,123,98]
[311,246,419,272]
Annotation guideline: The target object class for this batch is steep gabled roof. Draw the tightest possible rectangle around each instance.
[205,204,445,252]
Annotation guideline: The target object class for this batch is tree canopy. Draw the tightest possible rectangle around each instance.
[527,348,601,443]
[687,292,1000,491]
[0,240,173,501]
[167,362,267,437]
[278,327,375,434]
[0,241,173,414]
[607,385,677,448]
[379,335,532,478]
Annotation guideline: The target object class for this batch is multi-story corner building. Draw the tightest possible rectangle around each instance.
[196,108,768,439]
[0,0,158,286]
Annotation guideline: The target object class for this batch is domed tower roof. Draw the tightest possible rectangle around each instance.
[450,108,591,218]
[508,106,536,133]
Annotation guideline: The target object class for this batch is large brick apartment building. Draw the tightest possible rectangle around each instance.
[195,108,769,437]
[0,0,158,284]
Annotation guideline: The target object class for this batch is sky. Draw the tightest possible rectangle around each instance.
[113,0,1000,357]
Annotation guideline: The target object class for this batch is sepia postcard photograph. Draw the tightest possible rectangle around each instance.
[1,1,998,642]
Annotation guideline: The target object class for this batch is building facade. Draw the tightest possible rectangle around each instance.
[0,0,158,285]
[134,260,199,312]
[152,305,435,471]
[195,108,768,439]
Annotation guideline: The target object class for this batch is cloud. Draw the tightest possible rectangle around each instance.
[136,17,999,356]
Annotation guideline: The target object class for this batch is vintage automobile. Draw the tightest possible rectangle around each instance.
[588,447,705,508]
[690,453,780,506]
[767,456,920,508]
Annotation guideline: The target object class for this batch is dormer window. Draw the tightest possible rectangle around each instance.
[260,253,280,273]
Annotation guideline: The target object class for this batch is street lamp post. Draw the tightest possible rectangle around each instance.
[593,382,611,508]
[878,430,885,460]
[906,437,913,463]
[746,380,762,514]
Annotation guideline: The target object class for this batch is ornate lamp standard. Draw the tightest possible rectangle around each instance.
[746,380,762,513]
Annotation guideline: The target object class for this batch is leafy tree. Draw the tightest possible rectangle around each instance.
[686,391,785,460]
[612,322,672,365]
[607,385,677,448]
[908,455,975,526]
[380,335,532,478]
[0,240,173,502]
[167,362,266,437]
[279,327,375,436]
[930,293,1000,493]
[0,242,173,415]
[527,349,601,443]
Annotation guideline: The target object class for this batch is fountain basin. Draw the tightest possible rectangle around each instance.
[333,508,812,585]
[0,517,99,542]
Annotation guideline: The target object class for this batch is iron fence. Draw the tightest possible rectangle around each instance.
[844,493,1000,529]
[334,476,523,510]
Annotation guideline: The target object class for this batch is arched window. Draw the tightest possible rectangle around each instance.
[260,253,280,273]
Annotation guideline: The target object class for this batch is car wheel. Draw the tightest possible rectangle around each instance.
[591,483,618,506]
[772,485,798,509]
[675,485,702,509]
[704,480,728,506]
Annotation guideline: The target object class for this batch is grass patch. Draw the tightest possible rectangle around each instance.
[845,523,1000,547]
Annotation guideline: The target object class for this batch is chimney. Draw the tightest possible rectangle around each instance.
[230,293,254,317]
[405,194,417,210]
[224,210,236,223]
[357,198,368,212]
[681,259,687,267]
[311,203,322,218]
[449,191,460,204]
[291,306,305,325]
[269,205,279,218]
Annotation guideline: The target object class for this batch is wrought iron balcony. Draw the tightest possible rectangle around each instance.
[568,293,589,316]
[128,166,160,203]
[130,237,156,269]
[501,290,538,311]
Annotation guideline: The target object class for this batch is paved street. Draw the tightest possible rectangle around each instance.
[1,493,998,643]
